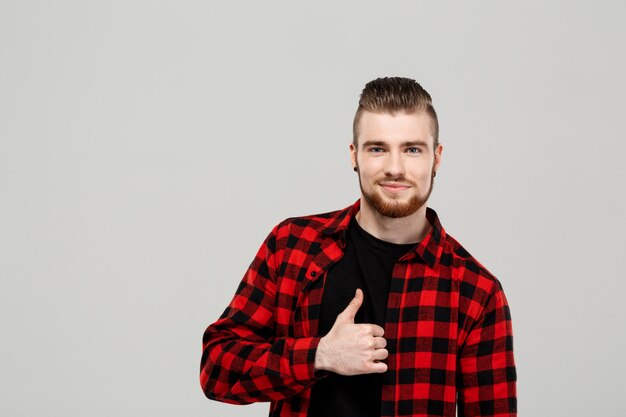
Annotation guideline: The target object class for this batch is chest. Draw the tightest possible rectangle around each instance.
[273,240,462,358]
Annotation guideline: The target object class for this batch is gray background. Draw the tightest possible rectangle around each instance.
[1,1,625,416]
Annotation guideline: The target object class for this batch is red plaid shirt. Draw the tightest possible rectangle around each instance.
[200,200,517,417]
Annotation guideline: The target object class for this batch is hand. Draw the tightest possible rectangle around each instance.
[314,288,388,375]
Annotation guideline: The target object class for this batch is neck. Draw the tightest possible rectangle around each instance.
[356,198,432,244]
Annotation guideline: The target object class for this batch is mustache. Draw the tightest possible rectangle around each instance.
[376,176,417,186]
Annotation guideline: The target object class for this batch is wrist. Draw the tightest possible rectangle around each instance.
[314,336,331,372]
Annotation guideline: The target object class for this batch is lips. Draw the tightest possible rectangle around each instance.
[379,182,411,191]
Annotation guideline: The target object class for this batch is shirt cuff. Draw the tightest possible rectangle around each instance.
[290,336,326,383]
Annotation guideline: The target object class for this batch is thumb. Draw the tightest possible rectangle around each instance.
[338,288,363,323]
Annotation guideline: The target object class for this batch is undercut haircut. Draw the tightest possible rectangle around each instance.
[353,77,439,149]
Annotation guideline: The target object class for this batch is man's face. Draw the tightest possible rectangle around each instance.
[350,110,443,218]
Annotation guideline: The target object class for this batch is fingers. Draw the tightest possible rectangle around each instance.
[368,360,388,374]
[370,324,385,337]
[373,336,387,349]
[338,288,364,322]
[355,323,385,337]
[371,347,389,361]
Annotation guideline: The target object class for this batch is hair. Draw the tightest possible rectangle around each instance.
[352,77,439,149]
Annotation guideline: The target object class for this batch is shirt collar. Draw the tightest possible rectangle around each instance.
[315,199,361,239]
[316,199,446,268]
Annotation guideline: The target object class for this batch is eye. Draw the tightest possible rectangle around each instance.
[368,147,385,153]
[406,147,422,154]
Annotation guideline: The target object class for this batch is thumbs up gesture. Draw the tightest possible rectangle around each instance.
[314,289,388,375]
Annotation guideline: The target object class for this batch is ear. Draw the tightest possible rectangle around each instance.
[434,143,443,173]
[349,143,358,170]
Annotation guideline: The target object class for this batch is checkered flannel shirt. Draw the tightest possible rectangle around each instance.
[200,200,517,417]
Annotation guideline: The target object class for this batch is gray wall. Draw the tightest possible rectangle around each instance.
[1,1,625,416]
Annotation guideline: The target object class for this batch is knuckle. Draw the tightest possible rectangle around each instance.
[359,326,372,336]
[359,338,373,350]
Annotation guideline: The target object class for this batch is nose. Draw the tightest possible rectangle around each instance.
[383,150,405,178]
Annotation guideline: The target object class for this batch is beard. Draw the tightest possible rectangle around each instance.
[358,165,435,219]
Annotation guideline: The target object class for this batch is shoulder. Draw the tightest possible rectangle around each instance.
[282,207,346,229]
[269,204,353,243]
[441,231,505,301]
[257,206,352,256]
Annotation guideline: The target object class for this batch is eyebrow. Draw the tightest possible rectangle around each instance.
[361,140,430,149]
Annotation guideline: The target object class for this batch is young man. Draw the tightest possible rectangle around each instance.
[200,77,517,417]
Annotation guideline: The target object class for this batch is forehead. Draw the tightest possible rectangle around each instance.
[357,110,434,148]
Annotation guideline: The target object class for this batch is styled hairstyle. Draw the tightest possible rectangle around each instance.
[353,77,439,148]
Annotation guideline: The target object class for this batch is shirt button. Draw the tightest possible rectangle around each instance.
[310,271,317,277]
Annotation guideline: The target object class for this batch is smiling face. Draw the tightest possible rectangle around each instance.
[350,110,443,219]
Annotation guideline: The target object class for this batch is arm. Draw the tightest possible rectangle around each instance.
[457,281,517,417]
[199,225,322,405]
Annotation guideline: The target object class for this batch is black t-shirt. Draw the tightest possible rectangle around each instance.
[308,217,416,417]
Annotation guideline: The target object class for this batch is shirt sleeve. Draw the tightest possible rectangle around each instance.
[457,280,517,417]
[199,224,323,405]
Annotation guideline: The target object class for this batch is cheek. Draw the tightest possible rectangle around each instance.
[360,157,384,171]
[360,165,382,180]
[412,167,434,183]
